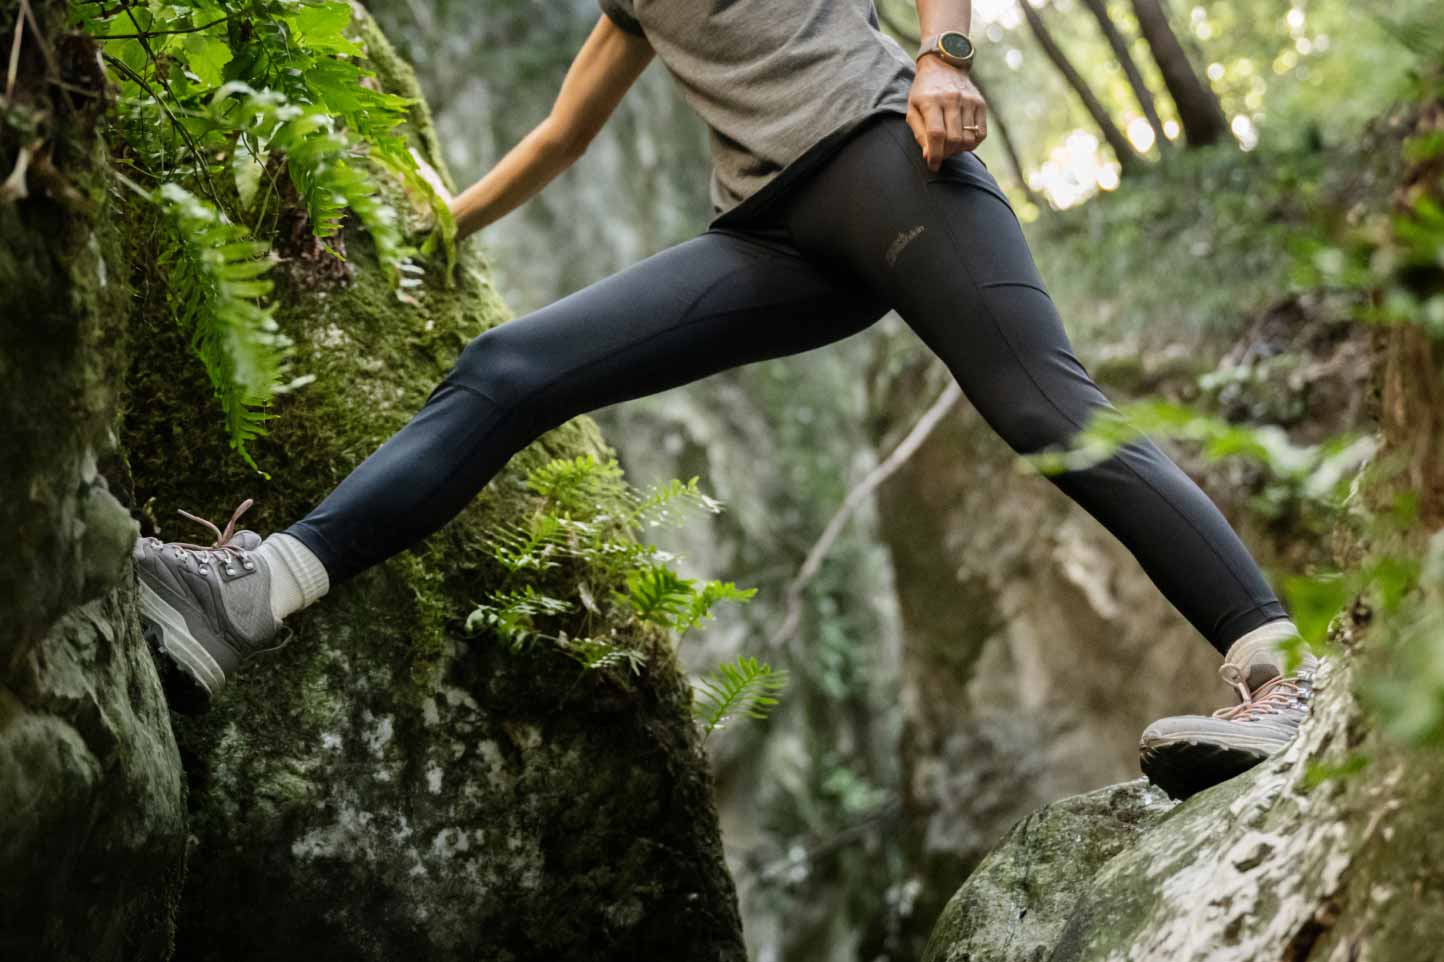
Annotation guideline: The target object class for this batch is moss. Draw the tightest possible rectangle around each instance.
[113,7,743,960]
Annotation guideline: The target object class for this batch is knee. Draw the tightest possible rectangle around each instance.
[449,324,546,408]
[981,398,1082,458]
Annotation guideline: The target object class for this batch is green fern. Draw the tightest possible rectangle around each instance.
[693,656,789,740]
[156,183,289,472]
[464,585,574,652]
[618,564,698,627]
[525,454,630,516]
[77,0,448,467]
[467,455,771,732]
[623,475,725,532]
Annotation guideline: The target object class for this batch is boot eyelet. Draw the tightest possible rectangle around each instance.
[225,565,236,576]
[199,564,210,574]
[242,561,255,571]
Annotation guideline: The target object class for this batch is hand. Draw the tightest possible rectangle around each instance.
[906,57,988,172]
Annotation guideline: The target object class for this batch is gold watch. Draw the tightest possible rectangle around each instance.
[916,30,975,68]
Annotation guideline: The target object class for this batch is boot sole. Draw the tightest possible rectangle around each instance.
[138,579,222,715]
[1140,739,1271,801]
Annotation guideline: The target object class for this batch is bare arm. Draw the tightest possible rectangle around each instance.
[449,16,654,241]
[908,0,988,171]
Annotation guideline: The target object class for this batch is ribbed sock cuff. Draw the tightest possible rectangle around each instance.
[270,532,330,605]
[257,532,331,621]
[1223,616,1314,679]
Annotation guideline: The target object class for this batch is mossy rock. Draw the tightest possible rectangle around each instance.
[921,779,1176,962]
[117,7,744,960]
[2,3,186,959]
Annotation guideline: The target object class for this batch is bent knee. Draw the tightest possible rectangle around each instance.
[449,324,549,408]
[983,400,1085,457]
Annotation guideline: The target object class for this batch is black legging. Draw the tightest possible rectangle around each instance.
[285,113,1288,653]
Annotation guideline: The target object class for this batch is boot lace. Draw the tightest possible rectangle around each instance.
[145,498,256,566]
[1211,670,1313,723]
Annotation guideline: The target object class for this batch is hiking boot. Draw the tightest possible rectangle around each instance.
[1139,620,1317,801]
[133,498,288,714]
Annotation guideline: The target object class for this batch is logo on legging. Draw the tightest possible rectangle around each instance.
[886,225,926,267]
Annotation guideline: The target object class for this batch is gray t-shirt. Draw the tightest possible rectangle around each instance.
[598,0,916,227]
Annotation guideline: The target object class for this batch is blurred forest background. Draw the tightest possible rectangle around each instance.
[6,0,1438,959]
[358,1,1431,959]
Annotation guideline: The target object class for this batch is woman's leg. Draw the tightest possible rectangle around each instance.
[283,226,891,584]
[780,115,1288,655]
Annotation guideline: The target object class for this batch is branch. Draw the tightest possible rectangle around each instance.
[765,379,963,651]
[101,52,224,209]
[97,16,232,40]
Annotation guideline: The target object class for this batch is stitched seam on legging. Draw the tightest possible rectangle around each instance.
[879,122,1273,617]
[437,376,502,409]
[518,280,855,424]
[398,277,857,556]
[332,260,831,578]
[979,280,1051,295]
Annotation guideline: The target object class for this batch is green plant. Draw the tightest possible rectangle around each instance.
[693,655,790,740]
[466,454,784,738]
[73,0,453,468]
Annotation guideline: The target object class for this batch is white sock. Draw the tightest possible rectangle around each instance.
[1223,617,1315,685]
[254,533,331,623]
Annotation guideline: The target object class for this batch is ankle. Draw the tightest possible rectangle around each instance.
[255,533,330,622]
[1222,618,1314,691]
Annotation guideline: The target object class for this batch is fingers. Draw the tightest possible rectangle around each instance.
[942,95,966,161]
[907,102,928,155]
[962,98,988,150]
[922,101,946,171]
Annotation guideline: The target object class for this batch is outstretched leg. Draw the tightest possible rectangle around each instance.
[284,226,890,584]
[782,114,1288,655]
[137,224,890,709]
[778,113,1314,799]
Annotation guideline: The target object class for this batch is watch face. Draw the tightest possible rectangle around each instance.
[940,32,973,60]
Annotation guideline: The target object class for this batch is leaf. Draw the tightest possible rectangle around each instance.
[183,33,233,87]
[693,656,789,739]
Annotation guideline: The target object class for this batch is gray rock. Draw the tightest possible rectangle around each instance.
[922,779,1175,962]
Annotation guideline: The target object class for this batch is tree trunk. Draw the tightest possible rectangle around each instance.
[1129,0,1232,147]
[1077,0,1172,152]
[1019,0,1146,176]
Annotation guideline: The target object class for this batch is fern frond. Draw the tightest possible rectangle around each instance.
[157,183,288,472]
[525,454,630,518]
[623,475,725,532]
[693,656,789,739]
[465,585,573,651]
[617,564,696,627]
[676,580,758,636]
[557,633,649,674]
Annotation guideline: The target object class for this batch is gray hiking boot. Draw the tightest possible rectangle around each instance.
[1140,620,1317,801]
[133,498,287,714]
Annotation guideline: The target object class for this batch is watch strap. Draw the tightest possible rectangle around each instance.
[916,31,974,66]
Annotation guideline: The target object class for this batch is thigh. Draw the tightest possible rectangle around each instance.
[450,226,890,429]
[784,115,1111,452]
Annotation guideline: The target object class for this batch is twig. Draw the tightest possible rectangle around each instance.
[97,16,231,40]
[16,0,74,114]
[101,51,224,209]
[5,0,24,102]
[118,2,225,208]
[766,379,963,651]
